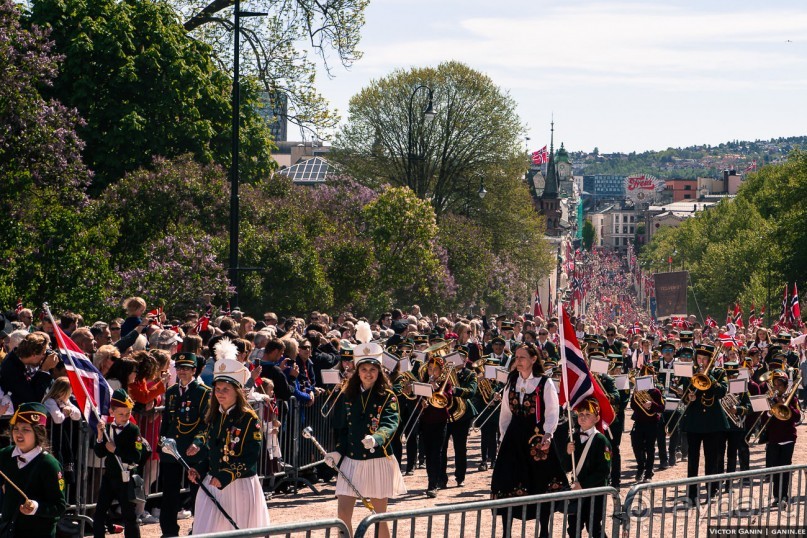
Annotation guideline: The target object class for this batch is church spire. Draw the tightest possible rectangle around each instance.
[543,117,558,198]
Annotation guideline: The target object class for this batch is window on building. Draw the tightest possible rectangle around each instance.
[629,215,634,223]
[684,194,691,199]
[629,226,634,234]
[684,185,691,190]
[623,226,628,234]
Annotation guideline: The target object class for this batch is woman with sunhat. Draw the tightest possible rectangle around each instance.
[0,402,66,537]
[186,338,270,532]
[324,321,405,538]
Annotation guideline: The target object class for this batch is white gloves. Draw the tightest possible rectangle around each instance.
[324,451,341,469]
[361,435,377,449]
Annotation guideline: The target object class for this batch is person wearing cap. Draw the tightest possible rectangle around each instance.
[654,339,684,469]
[158,352,211,537]
[93,389,144,538]
[415,353,453,498]
[324,336,405,538]
[492,342,567,538]
[562,397,611,538]
[630,364,665,483]
[601,353,627,487]
[438,348,477,488]
[764,369,800,509]
[0,402,66,537]
[476,336,508,472]
[679,344,730,504]
[186,344,270,532]
[722,361,752,476]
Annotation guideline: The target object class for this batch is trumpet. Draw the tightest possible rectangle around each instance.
[319,377,348,418]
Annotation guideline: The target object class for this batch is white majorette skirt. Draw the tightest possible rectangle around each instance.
[192,474,270,533]
[335,456,407,499]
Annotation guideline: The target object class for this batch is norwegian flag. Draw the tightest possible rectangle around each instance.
[717,332,739,348]
[726,306,733,325]
[745,160,757,172]
[748,304,756,327]
[758,305,766,326]
[557,306,615,432]
[533,289,544,318]
[705,316,718,329]
[792,283,802,328]
[733,303,744,328]
[221,301,231,317]
[195,304,213,334]
[671,316,690,329]
[627,322,643,335]
[779,285,790,327]
[14,299,23,314]
[47,307,111,429]
[532,146,548,165]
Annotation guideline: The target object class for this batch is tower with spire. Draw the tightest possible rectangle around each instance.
[538,120,562,235]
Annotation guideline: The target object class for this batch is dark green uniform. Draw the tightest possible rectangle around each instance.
[93,421,144,538]
[599,373,628,486]
[193,407,262,488]
[680,368,729,501]
[441,366,477,485]
[562,429,612,537]
[473,355,506,469]
[159,379,211,535]
[334,388,399,460]
[0,446,66,537]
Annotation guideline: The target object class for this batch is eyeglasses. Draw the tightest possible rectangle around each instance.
[110,327,121,331]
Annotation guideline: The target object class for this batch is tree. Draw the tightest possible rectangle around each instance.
[0,0,115,316]
[175,0,369,133]
[30,0,276,192]
[331,61,525,216]
[582,219,596,251]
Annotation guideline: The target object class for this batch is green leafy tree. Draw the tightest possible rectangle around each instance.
[332,61,525,216]
[0,0,115,316]
[582,219,596,251]
[29,0,275,192]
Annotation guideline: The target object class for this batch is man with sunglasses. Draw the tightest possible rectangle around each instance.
[602,326,623,356]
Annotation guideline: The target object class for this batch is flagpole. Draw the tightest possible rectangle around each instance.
[557,298,577,484]
[43,303,107,435]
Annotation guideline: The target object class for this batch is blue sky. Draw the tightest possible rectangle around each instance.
[309,0,807,154]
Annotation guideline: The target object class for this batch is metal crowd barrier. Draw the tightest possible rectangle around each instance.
[353,486,621,538]
[620,464,807,538]
[190,518,350,538]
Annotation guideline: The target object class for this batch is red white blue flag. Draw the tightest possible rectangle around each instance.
[557,307,615,432]
[51,316,110,428]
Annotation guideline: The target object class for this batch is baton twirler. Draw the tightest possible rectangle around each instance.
[302,426,376,513]
[160,437,240,530]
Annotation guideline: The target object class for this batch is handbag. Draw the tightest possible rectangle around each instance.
[127,473,146,504]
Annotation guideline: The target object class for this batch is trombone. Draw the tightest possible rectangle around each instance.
[471,386,505,433]
[319,377,348,418]
[665,344,723,436]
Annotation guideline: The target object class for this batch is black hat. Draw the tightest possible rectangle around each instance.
[660,340,676,352]
[773,333,792,345]
[694,344,714,358]
[491,336,505,346]
[607,353,623,366]
[412,334,429,345]
[500,321,514,331]
[587,350,606,359]
[495,314,507,322]
[391,320,408,334]
[723,361,740,374]
[675,347,694,359]
[340,348,354,360]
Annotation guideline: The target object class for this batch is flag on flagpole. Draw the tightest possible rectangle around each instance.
[557,305,615,432]
[533,289,544,319]
[792,283,802,328]
[195,304,213,334]
[48,307,111,428]
[14,299,23,314]
[733,303,744,328]
[532,146,548,165]
[748,304,756,327]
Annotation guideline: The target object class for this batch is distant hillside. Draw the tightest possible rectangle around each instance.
[571,136,807,179]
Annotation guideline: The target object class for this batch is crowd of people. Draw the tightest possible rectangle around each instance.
[0,268,804,536]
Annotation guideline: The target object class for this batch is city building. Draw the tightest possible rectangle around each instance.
[664,178,698,202]
[257,91,288,143]
[586,203,639,252]
[582,174,626,201]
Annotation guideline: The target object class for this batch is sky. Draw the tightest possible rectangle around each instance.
[307,0,807,154]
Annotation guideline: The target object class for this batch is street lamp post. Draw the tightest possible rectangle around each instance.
[406,85,435,193]
[478,176,487,199]
[229,0,267,305]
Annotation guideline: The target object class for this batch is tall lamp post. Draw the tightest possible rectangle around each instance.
[406,85,435,192]
[229,0,267,305]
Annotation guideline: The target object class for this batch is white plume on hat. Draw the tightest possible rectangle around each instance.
[214,337,238,362]
[355,321,373,345]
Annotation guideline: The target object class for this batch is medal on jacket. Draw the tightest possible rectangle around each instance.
[223,429,232,462]
[369,409,381,454]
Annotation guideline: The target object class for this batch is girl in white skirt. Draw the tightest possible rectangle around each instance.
[187,341,270,533]
[325,322,406,538]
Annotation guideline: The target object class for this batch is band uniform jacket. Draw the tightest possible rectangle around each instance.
[94,421,144,473]
[193,407,262,488]
[679,368,730,433]
[334,389,399,460]
[160,379,211,464]
[561,430,612,489]
[0,446,66,537]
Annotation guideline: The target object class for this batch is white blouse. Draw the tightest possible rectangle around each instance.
[499,374,559,438]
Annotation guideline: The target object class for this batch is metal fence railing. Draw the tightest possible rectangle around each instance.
[353,486,621,538]
[190,518,350,538]
[619,464,807,538]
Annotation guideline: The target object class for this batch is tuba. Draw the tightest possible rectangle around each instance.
[720,393,743,428]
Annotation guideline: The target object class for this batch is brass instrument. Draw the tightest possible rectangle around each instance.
[320,377,348,418]
[665,344,724,436]
[429,366,454,408]
[395,370,419,401]
[690,351,718,391]
[472,357,494,404]
[633,389,656,416]
[747,374,801,444]
[720,393,744,428]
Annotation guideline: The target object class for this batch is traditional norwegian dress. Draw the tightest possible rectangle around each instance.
[491,373,569,519]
